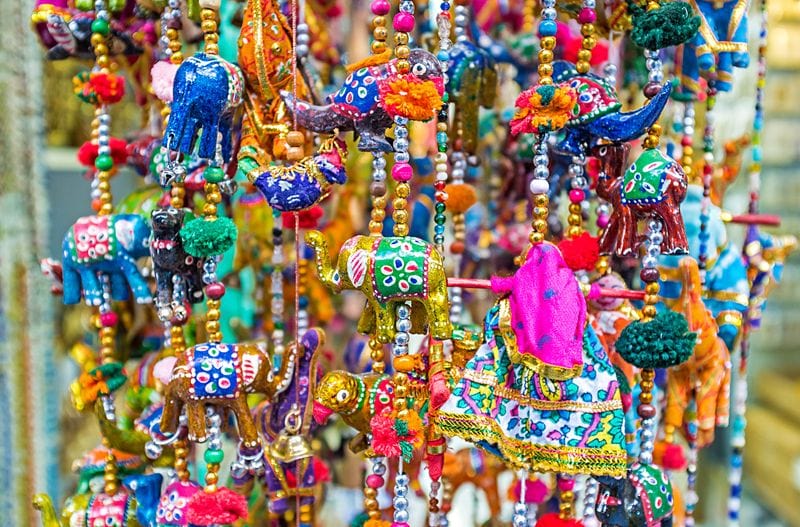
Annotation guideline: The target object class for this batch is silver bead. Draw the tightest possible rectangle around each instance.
[393,496,409,509]
[534,154,549,166]
[393,344,409,355]
[542,7,557,18]
[513,514,528,527]
[396,473,409,486]
[394,116,409,126]
[394,152,410,163]
[534,165,550,179]
[296,45,309,57]
[396,304,411,318]
[373,155,387,170]
[145,442,163,459]
[373,461,387,475]
[394,510,410,523]
[394,332,410,345]
[394,138,410,152]
[395,126,409,139]
[514,503,527,515]
[648,219,663,232]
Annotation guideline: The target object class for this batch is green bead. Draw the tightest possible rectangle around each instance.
[91,18,110,36]
[435,202,446,213]
[95,154,114,171]
[204,166,225,184]
[204,448,224,464]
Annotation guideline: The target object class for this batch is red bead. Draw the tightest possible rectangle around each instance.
[366,474,384,488]
[435,190,448,202]
[643,82,662,99]
[100,312,118,327]
[577,7,596,23]
[681,136,693,147]
[640,268,660,283]
[371,0,390,15]
[391,162,413,182]
[638,403,656,418]
[557,478,575,492]
[392,12,415,32]
[450,240,465,254]
[205,282,226,300]
[568,189,584,203]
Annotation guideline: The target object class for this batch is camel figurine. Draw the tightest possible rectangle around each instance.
[664,257,731,448]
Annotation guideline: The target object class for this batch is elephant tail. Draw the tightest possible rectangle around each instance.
[280,91,351,133]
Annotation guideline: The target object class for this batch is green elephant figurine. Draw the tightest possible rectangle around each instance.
[305,231,452,343]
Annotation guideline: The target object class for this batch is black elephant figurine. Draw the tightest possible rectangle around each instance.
[595,463,674,526]
[150,207,205,322]
[61,214,152,305]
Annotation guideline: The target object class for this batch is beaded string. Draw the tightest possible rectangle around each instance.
[271,210,287,360]
[511,470,528,527]
[557,473,577,522]
[202,407,224,493]
[582,475,599,524]
[434,0,452,256]
[368,0,391,238]
[364,457,388,522]
[727,0,767,522]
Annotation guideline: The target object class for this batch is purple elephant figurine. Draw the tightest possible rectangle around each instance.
[162,53,244,160]
[61,214,153,305]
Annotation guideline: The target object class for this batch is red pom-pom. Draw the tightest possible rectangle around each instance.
[282,205,324,229]
[185,487,248,526]
[90,72,126,104]
[535,513,584,527]
[370,414,401,458]
[511,477,550,504]
[654,441,687,470]
[77,138,128,167]
[558,231,600,271]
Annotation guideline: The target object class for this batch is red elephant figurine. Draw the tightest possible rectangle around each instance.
[593,143,689,256]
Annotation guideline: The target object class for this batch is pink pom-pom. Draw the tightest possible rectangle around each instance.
[185,487,248,526]
[151,61,179,103]
[536,513,584,526]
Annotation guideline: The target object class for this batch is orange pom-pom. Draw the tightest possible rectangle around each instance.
[444,183,477,214]
[535,513,584,526]
[510,84,577,135]
[379,74,443,121]
[90,72,126,104]
[558,231,600,271]
[364,520,391,527]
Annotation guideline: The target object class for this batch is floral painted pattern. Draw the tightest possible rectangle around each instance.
[372,237,430,302]
[85,491,132,527]
[436,301,627,476]
[189,343,241,400]
[69,215,117,263]
[156,480,200,526]
[332,66,381,118]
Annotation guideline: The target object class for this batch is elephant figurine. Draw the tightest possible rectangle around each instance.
[252,136,348,212]
[664,257,731,448]
[594,463,674,526]
[160,339,299,448]
[61,214,153,305]
[593,143,689,257]
[162,53,244,160]
[282,49,444,152]
[680,0,750,92]
[552,61,672,155]
[33,492,91,527]
[304,230,452,343]
[124,473,165,527]
[94,400,176,468]
[150,207,205,322]
[447,39,497,155]
[440,448,508,524]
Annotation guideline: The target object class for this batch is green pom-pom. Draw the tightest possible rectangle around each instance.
[400,441,414,463]
[630,1,701,50]
[616,311,696,368]
[394,419,409,437]
[181,216,238,258]
[350,512,370,527]
[90,362,127,393]
[536,85,556,106]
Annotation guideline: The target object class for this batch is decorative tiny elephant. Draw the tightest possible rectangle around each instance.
[62,214,153,305]
[160,340,299,447]
[305,231,452,343]
[162,53,244,160]
[681,0,749,92]
[594,143,689,257]
[150,207,205,322]
[447,39,497,155]
[594,463,674,527]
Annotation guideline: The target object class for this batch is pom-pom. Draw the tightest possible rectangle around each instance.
[181,217,238,258]
[282,205,324,229]
[90,72,126,104]
[510,84,577,135]
[558,232,600,271]
[185,487,248,526]
[370,414,401,458]
[535,513,584,526]
[379,74,444,121]
[444,183,477,214]
[630,1,700,50]
[313,457,332,483]
[654,440,687,470]
[363,519,391,527]
[77,138,128,167]
[616,311,696,368]
[510,477,549,504]
[151,60,179,103]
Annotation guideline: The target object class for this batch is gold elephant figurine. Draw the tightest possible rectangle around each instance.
[33,493,91,527]
[160,339,300,448]
[305,231,452,343]
[33,490,142,527]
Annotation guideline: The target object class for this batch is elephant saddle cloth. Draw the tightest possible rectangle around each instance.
[370,237,430,302]
[436,301,627,477]
[156,480,200,526]
[68,215,117,264]
[189,343,242,399]
[621,149,678,205]
[330,64,383,118]
[85,491,133,527]
[628,462,674,525]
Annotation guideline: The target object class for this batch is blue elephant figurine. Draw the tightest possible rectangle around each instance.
[62,214,153,305]
[681,0,750,92]
[162,52,244,160]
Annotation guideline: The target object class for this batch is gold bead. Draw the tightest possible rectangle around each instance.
[538,63,553,78]
[392,209,409,225]
[642,305,657,319]
[201,19,217,32]
[364,498,379,510]
[534,194,549,207]
[541,36,556,50]
[437,122,448,131]
[567,226,582,238]
[394,224,409,236]
[206,321,221,334]
[640,392,653,404]
[206,309,220,321]
[645,282,660,294]
[396,46,410,59]
[99,192,112,203]
[373,26,388,40]
[569,203,582,214]
[364,488,378,499]
[580,24,596,36]
[533,219,547,233]
[166,28,178,40]
[371,209,386,221]
[372,16,386,28]
[371,41,387,54]
[369,220,383,232]
[582,37,597,49]
[394,33,409,45]
[96,55,110,69]
[644,293,659,305]
[395,183,410,198]
[577,49,592,62]
[203,204,218,216]
[538,49,554,63]
[98,180,110,192]
[561,490,574,501]
[372,195,387,208]
[396,60,410,72]
[91,33,105,46]
[170,52,183,63]
[94,44,108,56]
[392,197,407,211]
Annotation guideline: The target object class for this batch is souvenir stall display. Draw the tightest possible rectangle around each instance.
[16,0,797,524]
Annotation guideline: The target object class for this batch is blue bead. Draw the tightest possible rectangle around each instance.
[732,455,743,468]
[437,131,448,144]
[434,225,446,234]
[731,484,742,497]
[538,20,557,36]
[437,50,450,61]
[299,297,309,308]
[753,148,762,162]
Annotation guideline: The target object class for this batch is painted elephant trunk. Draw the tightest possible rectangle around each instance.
[304,230,342,292]
[93,400,175,468]
[282,93,352,134]
[32,494,59,527]
[584,82,672,142]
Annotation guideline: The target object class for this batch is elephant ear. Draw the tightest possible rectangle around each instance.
[241,352,261,387]
[115,219,136,251]
[347,249,369,288]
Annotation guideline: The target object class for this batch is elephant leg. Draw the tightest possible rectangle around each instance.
[483,482,502,520]
[354,115,393,152]
[715,355,732,426]
[62,265,82,304]
[109,271,131,302]
[598,216,620,255]
[374,304,396,344]
[660,213,688,255]
[160,386,184,435]
[78,268,102,305]
[661,515,673,527]
[231,396,260,450]
[186,402,208,442]
[693,32,715,72]
[730,14,750,68]
[264,462,289,514]
[198,119,221,159]
[186,264,205,303]
[716,52,734,92]
[118,256,152,303]
[425,292,451,341]
[664,371,689,432]
[218,113,234,160]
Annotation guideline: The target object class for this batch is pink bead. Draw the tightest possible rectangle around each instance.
[577,7,596,23]
[568,189,584,203]
[597,214,610,228]
[100,311,118,327]
[391,523,410,527]
[371,0,390,15]
[393,12,415,33]
[557,478,575,492]
[205,282,226,300]
[366,474,384,488]
[391,162,413,182]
